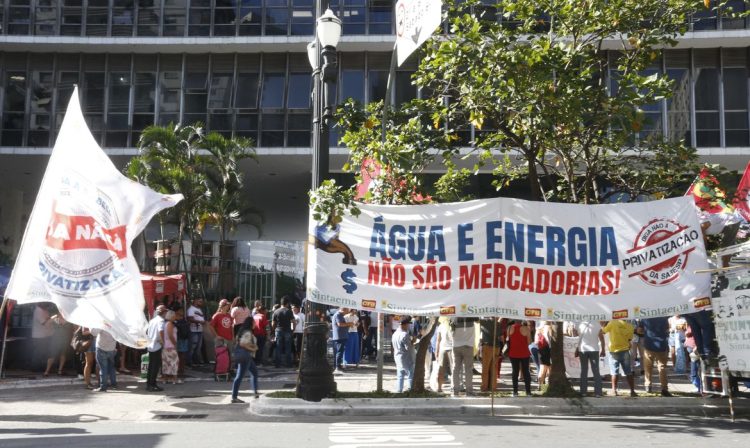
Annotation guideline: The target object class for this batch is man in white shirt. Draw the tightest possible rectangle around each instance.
[91,328,117,392]
[187,297,206,366]
[146,305,167,392]
[434,318,454,393]
[576,320,606,397]
[292,305,305,363]
[451,317,478,397]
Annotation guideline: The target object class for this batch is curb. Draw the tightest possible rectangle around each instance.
[250,396,749,418]
[0,374,215,390]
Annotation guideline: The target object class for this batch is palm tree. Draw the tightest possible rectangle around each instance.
[137,122,207,282]
[198,132,264,296]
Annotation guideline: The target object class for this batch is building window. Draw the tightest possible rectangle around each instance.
[82,55,106,144]
[8,1,31,35]
[239,0,262,36]
[35,1,58,36]
[163,0,186,37]
[86,0,110,37]
[112,0,136,37]
[265,0,290,36]
[184,55,209,125]
[28,56,54,147]
[291,0,315,35]
[368,0,392,34]
[188,0,212,36]
[158,55,182,125]
[61,1,83,36]
[722,49,749,147]
[2,54,28,146]
[665,50,691,145]
[137,0,160,36]
[132,55,157,144]
[215,0,238,36]
[722,0,747,30]
[208,55,234,134]
[694,49,721,147]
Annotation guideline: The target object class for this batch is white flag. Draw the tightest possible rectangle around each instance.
[4,87,182,348]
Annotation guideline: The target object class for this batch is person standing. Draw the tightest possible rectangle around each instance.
[507,320,533,397]
[271,296,295,368]
[344,309,361,368]
[230,319,260,403]
[252,305,269,365]
[230,296,251,336]
[434,317,454,393]
[576,320,605,397]
[187,297,206,366]
[292,305,305,363]
[146,305,167,392]
[479,317,502,393]
[174,307,190,377]
[91,328,117,392]
[640,317,672,397]
[331,307,350,374]
[210,299,234,353]
[669,314,688,374]
[450,317,477,397]
[162,310,181,385]
[601,319,637,397]
[45,312,72,376]
[392,316,415,393]
[32,303,55,373]
[536,321,552,389]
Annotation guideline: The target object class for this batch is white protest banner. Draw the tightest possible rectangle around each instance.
[395,0,443,66]
[713,284,750,373]
[4,88,182,348]
[307,197,711,320]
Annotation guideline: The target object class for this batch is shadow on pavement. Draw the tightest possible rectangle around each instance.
[1,434,168,448]
[0,413,109,424]
[0,427,89,436]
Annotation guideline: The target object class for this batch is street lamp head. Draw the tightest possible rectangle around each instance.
[307,41,318,70]
[316,9,342,48]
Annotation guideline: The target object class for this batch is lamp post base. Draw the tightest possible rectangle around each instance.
[296,313,336,402]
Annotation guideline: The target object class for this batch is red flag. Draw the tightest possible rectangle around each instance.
[734,160,750,222]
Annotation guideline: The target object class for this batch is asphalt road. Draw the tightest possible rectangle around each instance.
[1,416,749,448]
[1,375,749,448]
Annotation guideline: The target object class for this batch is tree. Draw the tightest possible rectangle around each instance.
[136,122,207,283]
[198,132,264,296]
[413,0,710,394]
[311,99,472,393]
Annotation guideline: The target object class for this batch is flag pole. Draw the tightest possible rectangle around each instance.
[490,317,498,416]
[0,297,11,379]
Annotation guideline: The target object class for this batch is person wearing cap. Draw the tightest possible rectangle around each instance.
[146,305,167,392]
[391,316,416,393]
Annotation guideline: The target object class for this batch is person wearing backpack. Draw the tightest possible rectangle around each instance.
[536,321,552,389]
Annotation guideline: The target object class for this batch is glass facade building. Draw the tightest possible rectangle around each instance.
[1,1,750,242]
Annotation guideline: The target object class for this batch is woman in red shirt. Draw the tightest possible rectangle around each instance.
[507,320,533,397]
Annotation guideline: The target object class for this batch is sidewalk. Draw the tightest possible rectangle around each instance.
[2,359,748,419]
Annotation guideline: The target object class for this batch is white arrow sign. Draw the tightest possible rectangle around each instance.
[395,0,443,67]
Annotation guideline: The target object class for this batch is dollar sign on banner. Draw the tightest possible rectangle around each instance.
[341,268,358,294]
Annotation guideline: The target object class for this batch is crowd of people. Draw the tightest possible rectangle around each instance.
[26,299,721,401]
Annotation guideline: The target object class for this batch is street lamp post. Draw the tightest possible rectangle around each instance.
[297,2,341,402]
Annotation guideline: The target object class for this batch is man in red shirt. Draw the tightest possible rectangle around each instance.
[210,299,235,354]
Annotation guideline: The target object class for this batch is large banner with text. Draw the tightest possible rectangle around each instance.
[307,197,712,320]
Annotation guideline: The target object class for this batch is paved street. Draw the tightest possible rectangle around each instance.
[1,415,749,448]
[1,361,749,447]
